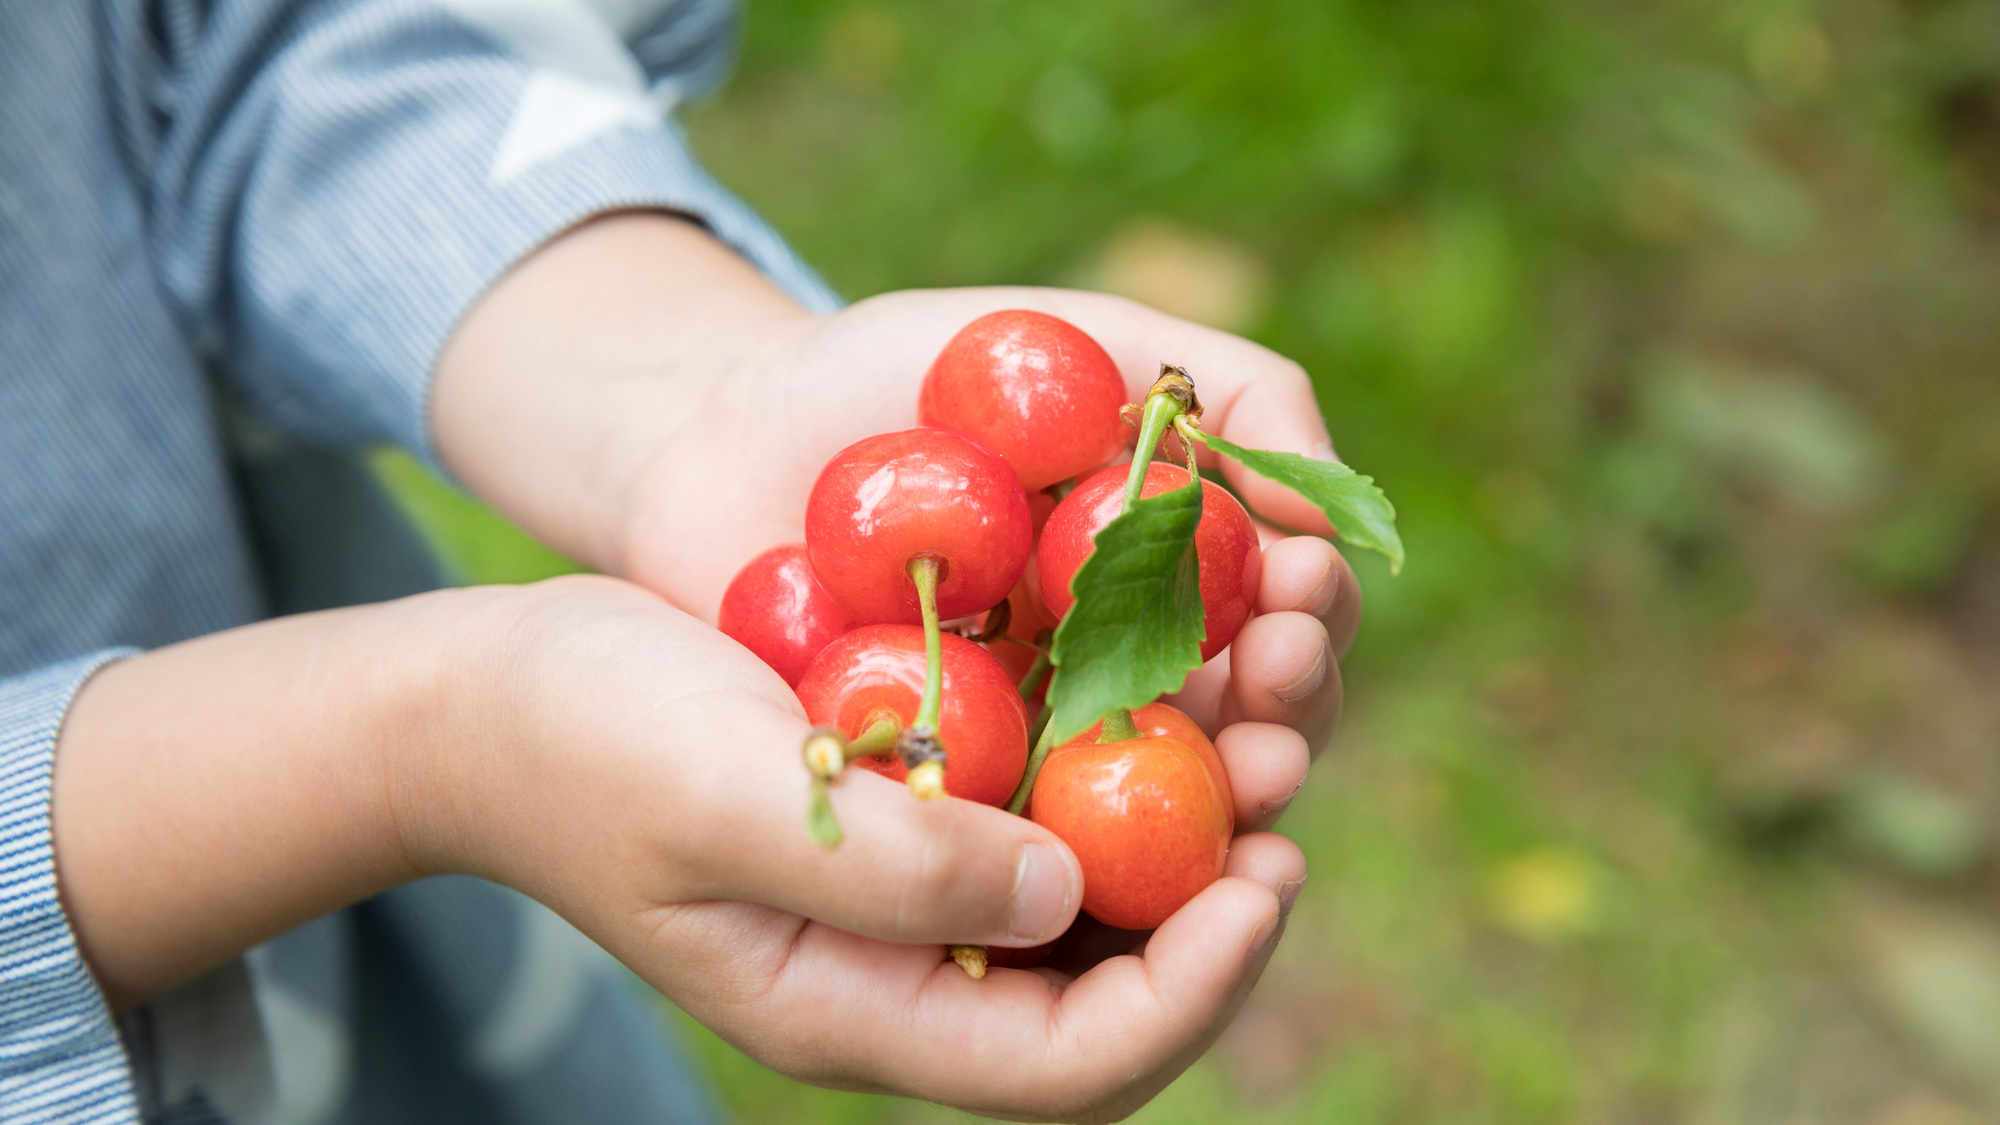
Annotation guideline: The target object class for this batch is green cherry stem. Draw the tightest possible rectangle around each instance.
[846,714,902,759]
[801,713,905,849]
[908,555,945,732]
[1004,367,1205,819]
[901,555,948,800]
[1096,707,1140,743]
[1016,651,1053,701]
[1122,383,1189,510]
[1005,719,1060,815]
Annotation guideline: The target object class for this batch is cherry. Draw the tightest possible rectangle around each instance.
[795,624,1029,807]
[1038,462,1263,662]
[1029,710,1232,931]
[806,428,1033,626]
[717,544,850,687]
[918,310,1130,492]
[1064,702,1232,817]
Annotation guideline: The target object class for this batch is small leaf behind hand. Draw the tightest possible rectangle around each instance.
[1044,475,1206,746]
[1196,432,1404,574]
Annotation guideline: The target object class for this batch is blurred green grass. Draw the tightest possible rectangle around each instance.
[378,0,2000,1121]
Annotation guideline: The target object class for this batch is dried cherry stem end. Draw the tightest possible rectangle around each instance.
[1097,707,1140,743]
[898,725,947,801]
[949,945,989,979]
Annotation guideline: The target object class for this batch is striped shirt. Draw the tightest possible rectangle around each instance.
[0,1,837,1121]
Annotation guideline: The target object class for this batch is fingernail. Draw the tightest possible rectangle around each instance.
[1272,645,1328,703]
[1249,915,1280,954]
[1302,558,1340,620]
[1259,777,1307,818]
[1008,843,1072,942]
[1277,877,1307,917]
[1310,440,1338,462]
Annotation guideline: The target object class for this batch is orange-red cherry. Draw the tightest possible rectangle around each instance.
[717,544,850,687]
[805,428,1033,626]
[1029,712,1232,930]
[1038,462,1263,661]
[794,625,1028,807]
[918,310,1130,491]
[1065,702,1232,817]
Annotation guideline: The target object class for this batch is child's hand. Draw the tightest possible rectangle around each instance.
[621,285,1357,765]
[438,215,1356,765]
[58,576,1298,1119]
[433,577,1306,1120]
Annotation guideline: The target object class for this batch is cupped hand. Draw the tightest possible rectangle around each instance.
[621,286,1359,781]
[437,576,1302,1121]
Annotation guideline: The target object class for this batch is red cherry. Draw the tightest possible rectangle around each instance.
[1029,724,1232,930]
[806,428,1033,626]
[1067,702,1232,818]
[1038,462,1263,661]
[795,625,1029,807]
[985,941,1055,970]
[918,310,1130,491]
[717,544,850,687]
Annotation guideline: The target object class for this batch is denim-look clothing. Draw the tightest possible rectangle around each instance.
[0,2,838,1121]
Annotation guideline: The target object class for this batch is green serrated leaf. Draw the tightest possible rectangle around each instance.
[1195,431,1405,574]
[1044,475,1206,746]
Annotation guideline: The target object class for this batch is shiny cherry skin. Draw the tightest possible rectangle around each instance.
[794,625,1028,807]
[1029,724,1232,930]
[805,428,1034,625]
[716,543,850,687]
[1038,462,1264,661]
[918,310,1130,491]
[1065,702,1232,816]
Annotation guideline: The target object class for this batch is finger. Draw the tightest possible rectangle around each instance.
[1222,611,1343,749]
[1256,537,1362,660]
[728,872,1286,1119]
[1032,294,1336,533]
[679,725,1084,948]
[1213,723,1311,832]
[1163,647,1231,736]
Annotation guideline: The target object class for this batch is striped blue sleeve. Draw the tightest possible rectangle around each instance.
[134,0,839,462]
[0,651,141,1125]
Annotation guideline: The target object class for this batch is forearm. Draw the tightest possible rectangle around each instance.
[432,212,812,577]
[51,590,483,1011]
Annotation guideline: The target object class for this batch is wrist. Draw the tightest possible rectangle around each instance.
[433,211,814,576]
[50,593,491,1008]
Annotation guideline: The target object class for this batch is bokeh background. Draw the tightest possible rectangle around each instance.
[375,0,2000,1121]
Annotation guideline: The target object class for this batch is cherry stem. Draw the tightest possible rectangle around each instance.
[1005,720,1060,816]
[907,555,946,733]
[1017,651,1052,700]
[846,714,901,759]
[1171,415,1205,478]
[1097,707,1140,743]
[1122,392,1187,511]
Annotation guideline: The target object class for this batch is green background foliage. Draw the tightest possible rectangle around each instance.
[379,0,2000,1120]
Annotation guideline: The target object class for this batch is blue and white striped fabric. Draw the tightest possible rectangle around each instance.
[0,1,838,1121]
[0,653,142,1123]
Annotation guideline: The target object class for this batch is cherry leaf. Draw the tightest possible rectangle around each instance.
[1195,431,1404,574]
[1043,474,1206,746]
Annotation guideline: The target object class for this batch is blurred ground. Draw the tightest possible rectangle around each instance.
[378,0,2000,1120]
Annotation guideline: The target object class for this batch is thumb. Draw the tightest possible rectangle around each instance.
[688,729,1083,948]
